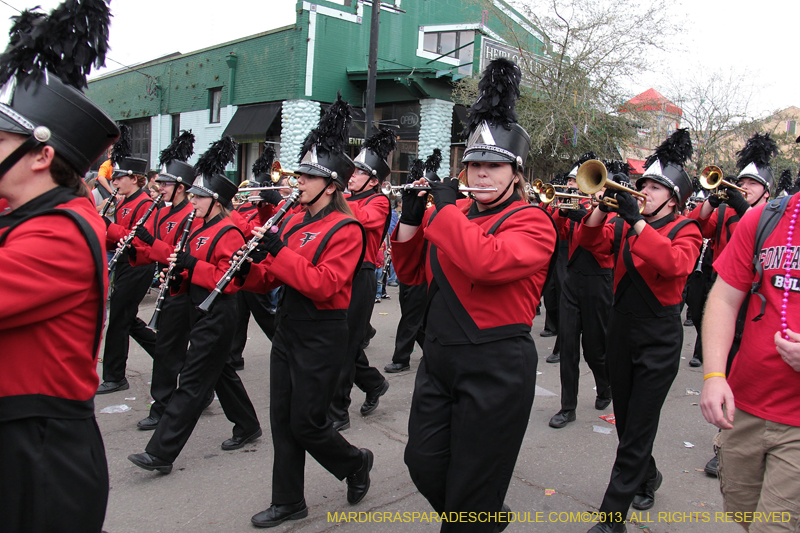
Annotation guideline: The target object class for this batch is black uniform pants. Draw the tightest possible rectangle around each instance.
[149,293,191,420]
[0,416,108,533]
[558,270,612,411]
[542,241,568,352]
[599,309,681,516]
[391,282,427,366]
[270,317,363,504]
[146,296,260,463]
[102,261,157,382]
[685,268,714,361]
[329,267,385,422]
[230,289,278,364]
[405,335,537,532]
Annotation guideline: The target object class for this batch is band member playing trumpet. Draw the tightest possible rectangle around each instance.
[578,129,701,533]
[393,58,557,532]
[236,95,374,528]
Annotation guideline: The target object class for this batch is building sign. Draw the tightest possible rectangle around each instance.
[479,38,550,89]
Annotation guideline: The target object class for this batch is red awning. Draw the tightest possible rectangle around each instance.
[627,159,646,175]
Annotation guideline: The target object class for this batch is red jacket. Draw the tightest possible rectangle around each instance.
[346,190,390,268]
[0,188,107,420]
[131,198,194,266]
[688,202,739,261]
[105,187,153,249]
[554,203,615,270]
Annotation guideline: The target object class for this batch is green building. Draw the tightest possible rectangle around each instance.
[86,0,551,183]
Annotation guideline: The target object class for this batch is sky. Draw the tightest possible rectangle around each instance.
[0,0,796,118]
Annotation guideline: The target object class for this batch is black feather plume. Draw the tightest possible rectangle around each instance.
[252,144,276,177]
[605,159,631,177]
[691,176,702,194]
[111,123,132,164]
[408,159,424,183]
[425,149,442,174]
[464,57,521,135]
[551,172,566,186]
[0,0,111,90]
[736,132,778,171]
[299,91,352,162]
[576,151,597,168]
[644,128,693,169]
[777,168,793,195]
[195,135,238,177]
[792,177,800,194]
[363,127,397,160]
[159,129,195,166]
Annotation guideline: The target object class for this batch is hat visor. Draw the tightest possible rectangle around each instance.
[186,185,213,197]
[297,163,330,178]
[353,161,374,175]
[0,108,33,136]
[736,173,768,188]
[462,149,515,164]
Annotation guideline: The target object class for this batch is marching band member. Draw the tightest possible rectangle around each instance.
[237,95,373,528]
[393,58,557,531]
[0,0,119,529]
[97,126,157,394]
[128,136,261,474]
[579,129,701,533]
[328,126,395,430]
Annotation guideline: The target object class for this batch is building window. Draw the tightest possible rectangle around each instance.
[422,30,474,63]
[209,88,222,124]
[170,114,180,141]
[122,118,151,164]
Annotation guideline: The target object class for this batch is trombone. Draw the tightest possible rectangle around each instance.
[699,165,747,201]
[381,180,496,198]
[576,159,647,213]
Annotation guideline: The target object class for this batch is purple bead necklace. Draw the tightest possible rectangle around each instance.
[780,198,800,340]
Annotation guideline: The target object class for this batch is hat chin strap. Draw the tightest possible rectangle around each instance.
[303,177,333,207]
[351,176,374,194]
[643,197,671,219]
[0,136,44,181]
[474,178,515,207]
[749,188,768,207]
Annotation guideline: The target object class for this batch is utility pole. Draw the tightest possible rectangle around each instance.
[365,0,381,138]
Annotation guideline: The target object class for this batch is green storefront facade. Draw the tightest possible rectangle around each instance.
[86,0,551,183]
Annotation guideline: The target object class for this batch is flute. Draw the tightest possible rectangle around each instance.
[108,194,164,273]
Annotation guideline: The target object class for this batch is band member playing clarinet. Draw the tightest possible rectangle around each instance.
[393,58,557,532]
[237,95,374,528]
[578,129,701,533]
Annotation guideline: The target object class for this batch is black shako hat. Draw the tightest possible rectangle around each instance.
[297,92,355,187]
[188,135,238,206]
[0,0,119,177]
[462,58,530,168]
[110,124,147,178]
[157,129,195,186]
[251,144,276,186]
[353,127,397,181]
[639,128,694,205]
[735,132,778,190]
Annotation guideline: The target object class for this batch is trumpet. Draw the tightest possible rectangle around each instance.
[699,165,747,201]
[528,181,591,208]
[576,159,647,213]
[270,161,300,183]
[381,181,497,198]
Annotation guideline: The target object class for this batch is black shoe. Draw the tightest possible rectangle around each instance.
[202,389,215,410]
[128,452,173,474]
[587,521,627,533]
[495,504,511,533]
[704,455,718,477]
[546,352,560,363]
[632,469,662,510]
[362,326,377,349]
[332,418,350,432]
[221,428,262,451]
[683,318,694,327]
[384,362,410,373]
[689,357,702,367]
[137,416,160,431]
[96,379,129,394]
[231,359,244,371]
[251,500,309,528]
[540,329,556,337]
[595,397,612,410]
[346,448,374,504]
[549,410,576,428]
[360,380,389,416]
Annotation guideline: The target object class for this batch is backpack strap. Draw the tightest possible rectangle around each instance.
[749,195,791,322]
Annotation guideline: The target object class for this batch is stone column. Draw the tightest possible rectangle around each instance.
[418,98,455,178]
[280,99,321,171]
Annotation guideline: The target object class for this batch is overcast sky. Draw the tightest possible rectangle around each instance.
[1,0,796,118]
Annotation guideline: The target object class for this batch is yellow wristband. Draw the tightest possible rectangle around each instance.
[703,372,726,381]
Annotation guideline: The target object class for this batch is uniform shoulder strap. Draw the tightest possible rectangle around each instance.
[206,224,245,262]
[311,217,367,279]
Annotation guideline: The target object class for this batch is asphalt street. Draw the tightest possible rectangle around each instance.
[95,286,738,533]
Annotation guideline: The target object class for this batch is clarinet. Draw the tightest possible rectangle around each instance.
[694,238,709,273]
[108,194,165,273]
[100,187,119,217]
[146,209,196,333]
[197,189,300,314]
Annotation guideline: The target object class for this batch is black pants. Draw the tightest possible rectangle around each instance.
[405,335,537,532]
[0,416,108,533]
[149,293,191,420]
[146,295,260,462]
[230,289,278,364]
[102,260,157,382]
[542,241,568,352]
[558,270,612,411]
[329,268,385,422]
[270,317,363,504]
[598,309,681,516]
[391,282,427,366]
[685,268,714,361]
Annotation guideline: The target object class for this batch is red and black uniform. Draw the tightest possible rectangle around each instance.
[392,194,557,529]
[0,187,109,531]
[130,198,194,420]
[554,205,614,412]
[144,214,260,463]
[329,190,390,423]
[541,202,567,348]
[237,204,366,505]
[102,187,157,383]
[576,212,701,517]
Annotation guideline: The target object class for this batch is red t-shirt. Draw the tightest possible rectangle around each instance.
[714,193,800,427]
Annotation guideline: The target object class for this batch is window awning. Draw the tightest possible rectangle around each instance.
[627,158,646,175]
[222,102,281,143]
